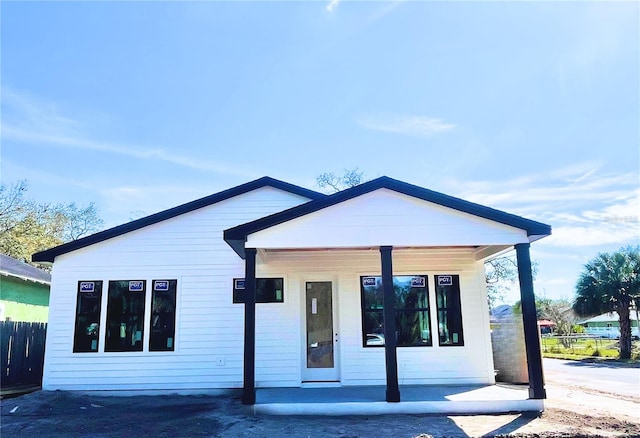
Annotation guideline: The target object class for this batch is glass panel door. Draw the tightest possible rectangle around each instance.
[303,281,338,381]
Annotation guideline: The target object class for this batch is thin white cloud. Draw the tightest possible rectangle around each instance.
[574,2,637,68]
[357,114,456,137]
[552,2,638,91]
[1,87,253,178]
[1,157,96,192]
[458,170,637,208]
[451,164,639,249]
[1,87,81,134]
[326,0,339,13]
[548,222,638,247]
[364,1,404,26]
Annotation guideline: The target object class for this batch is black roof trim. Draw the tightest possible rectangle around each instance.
[33,177,326,263]
[224,176,552,258]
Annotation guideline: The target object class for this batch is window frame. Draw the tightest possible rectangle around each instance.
[104,280,147,353]
[149,279,178,352]
[360,275,432,348]
[435,274,464,347]
[73,281,103,353]
[233,277,284,303]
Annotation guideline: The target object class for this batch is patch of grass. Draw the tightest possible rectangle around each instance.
[542,352,640,365]
[541,337,640,362]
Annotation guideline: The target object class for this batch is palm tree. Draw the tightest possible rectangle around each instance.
[573,246,640,360]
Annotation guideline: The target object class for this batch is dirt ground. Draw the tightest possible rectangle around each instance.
[1,382,639,438]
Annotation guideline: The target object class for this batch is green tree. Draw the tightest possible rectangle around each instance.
[512,296,552,320]
[0,180,104,265]
[537,299,578,348]
[573,246,640,360]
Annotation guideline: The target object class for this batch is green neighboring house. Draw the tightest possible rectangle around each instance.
[579,311,640,340]
[0,254,51,322]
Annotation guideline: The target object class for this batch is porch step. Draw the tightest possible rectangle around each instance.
[253,384,543,416]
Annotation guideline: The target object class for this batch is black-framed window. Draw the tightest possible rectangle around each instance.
[73,281,103,353]
[360,275,431,348]
[150,280,177,351]
[105,280,146,352]
[233,278,284,303]
[435,274,464,346]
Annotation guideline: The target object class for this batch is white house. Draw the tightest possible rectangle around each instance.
[33,176,550,407]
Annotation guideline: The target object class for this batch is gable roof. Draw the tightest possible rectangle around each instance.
[32,177,325,263]
[579,311,640,324]
[1,254,51,284]
[224,176,552,258]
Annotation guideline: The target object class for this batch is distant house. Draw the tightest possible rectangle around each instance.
[537,320,555,335]
[579,311,640,339]
[32,176,551,409]
[0,254,51,322]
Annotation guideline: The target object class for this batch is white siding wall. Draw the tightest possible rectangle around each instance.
[259,248,496,387]
[248,189,529,249]
[43,187,312,391]
[45,187,497,391]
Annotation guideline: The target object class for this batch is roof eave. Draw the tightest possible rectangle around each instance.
[1,271,51,286]
[32,176,325,263]
[226,237,247,259]
[222,176,553,247]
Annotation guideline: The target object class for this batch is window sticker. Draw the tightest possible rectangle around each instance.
[80,282,95,293]
[362,277,377,287]
[438,275,453,286]
[234,279,246,290]
[129,281,144,291]
[154,280,170,291]
[411,276,426,287]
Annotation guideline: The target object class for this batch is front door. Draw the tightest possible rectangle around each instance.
[303,281,339,382]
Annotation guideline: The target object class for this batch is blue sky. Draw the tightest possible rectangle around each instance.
[1,1,638,304]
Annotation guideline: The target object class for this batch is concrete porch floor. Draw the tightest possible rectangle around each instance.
[254,384,544,416]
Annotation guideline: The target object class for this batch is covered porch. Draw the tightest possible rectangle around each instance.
[223,177,551,409]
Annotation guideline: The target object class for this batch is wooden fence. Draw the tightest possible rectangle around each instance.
[1,321,47,388]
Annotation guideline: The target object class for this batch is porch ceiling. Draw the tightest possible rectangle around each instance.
[257,244,512,261]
